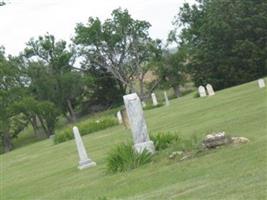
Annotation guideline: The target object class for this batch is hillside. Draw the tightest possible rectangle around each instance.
[1,79,267,200]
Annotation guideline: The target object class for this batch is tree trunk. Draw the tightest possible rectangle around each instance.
[67,99,76,122]
[38,115,50,137]
[139,79,145,100]
[173,85,181,98]
[2,132,13,152]
[30,115,38,136]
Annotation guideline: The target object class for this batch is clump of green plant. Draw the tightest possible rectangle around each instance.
[106,143,152,173]
[143,103,164,110]
[150,132,180,151]
[54,118,117,144]
[175,135,200,152]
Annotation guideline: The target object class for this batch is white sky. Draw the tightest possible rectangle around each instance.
[0,0,192,56]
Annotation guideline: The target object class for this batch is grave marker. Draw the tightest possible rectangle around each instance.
[73,126,96,170]
[151,93,158,106]
[258,79,266,88]
[206,84,215,96]
[123,93,155,154]
[198,86,207,97]
[164,91,170,106]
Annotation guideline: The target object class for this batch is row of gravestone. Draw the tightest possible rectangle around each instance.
[73,78,266,169]
[198,79,265,97]
[198,84,215,97]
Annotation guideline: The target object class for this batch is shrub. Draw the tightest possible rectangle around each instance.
[54,118,118,144]
[143,103,164,111]
[106,143,152,173]
[150,132,180,151]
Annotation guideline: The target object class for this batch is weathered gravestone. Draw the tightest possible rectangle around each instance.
[73,126,96,170]
[198,86,207,97]
[151,93,158,106]
[206,84,215,96]
[258,79,266,88]
[116,111,123,124]
[123,93,155,154]
[164,91,170,106]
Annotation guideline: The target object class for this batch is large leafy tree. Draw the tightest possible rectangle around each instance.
[0,48,28,152]
[156,47,188,97]
[24,34,91,121]
[74,8,162,98]
[173,0,267,90]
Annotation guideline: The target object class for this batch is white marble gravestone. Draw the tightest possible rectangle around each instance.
[73,126,96,170]
[198,86,207,97]
[123,93,155,154]
[151,93,158,106]
[206,84,215,96]
[116,111,123,124]
[258,79,265,88]
[164,91,170,106]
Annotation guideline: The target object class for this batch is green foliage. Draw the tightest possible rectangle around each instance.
[174,0,267,90]
[150,132,180,151]
[106,143,152,173]
[74,8,162,96]
[155,48,188,97]
[0,50,28,152]
[1,80,266,199]
[143,103,164,111]
[24,34,93,121]
[54,118,118,144]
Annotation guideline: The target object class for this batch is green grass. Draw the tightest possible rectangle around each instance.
[1,79,267,200]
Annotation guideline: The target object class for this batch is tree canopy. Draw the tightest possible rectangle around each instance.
[173,0,267,89]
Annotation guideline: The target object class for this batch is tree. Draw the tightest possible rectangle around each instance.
[0,1,6,6]
[74,8,162,98]
[0,48,28,152]
[173,0,267,90]
[156,47,188,97]
[12,97,60,137]
[24,34,91,121]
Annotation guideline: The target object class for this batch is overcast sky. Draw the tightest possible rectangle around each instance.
[0,0,192,56]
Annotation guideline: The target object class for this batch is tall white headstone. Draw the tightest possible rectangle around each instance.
[73,126,96,170]
[123,93,155,154]
[258,79,265,88]
[151,93,158,106]
[206,84,215,96]
[116,111,123,124]
[198,86,207,97]
[164,91,170,106]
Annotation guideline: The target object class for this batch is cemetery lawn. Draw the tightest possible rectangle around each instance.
[1,79,267,200]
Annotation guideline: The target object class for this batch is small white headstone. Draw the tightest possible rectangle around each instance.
[151,93,158,106]
[73,126,96,170]
[116,111,123,124]
[198,86,206,97]
[258,79,265,88]
[206,84,215,96]
[123,93,155,154]
[142,101,146,108]
[164,91,170,106]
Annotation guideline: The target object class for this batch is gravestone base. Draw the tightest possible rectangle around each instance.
[78,159,96,170]
[134,140,155,154]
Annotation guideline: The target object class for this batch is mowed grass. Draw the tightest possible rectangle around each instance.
[1,79,267,200]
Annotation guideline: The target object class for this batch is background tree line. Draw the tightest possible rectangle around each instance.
[1,0,266,152]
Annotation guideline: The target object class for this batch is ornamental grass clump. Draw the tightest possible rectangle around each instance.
[106,143,152,173]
